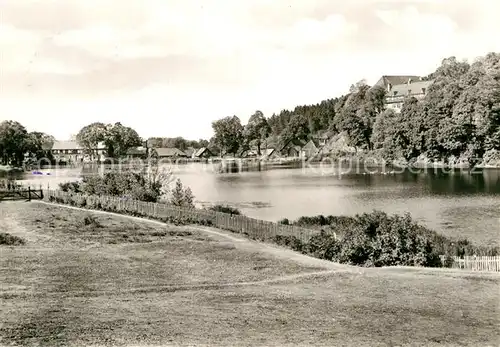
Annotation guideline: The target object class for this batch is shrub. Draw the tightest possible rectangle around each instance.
[304,230,339,260]
[277,218,290,225]
[288,210,498,268]
[209,204,241,215]
[82,215,101,228]
[169,179,195,208]
[0,232,26,246]
[272,235,304,252]
[59,181,81,193]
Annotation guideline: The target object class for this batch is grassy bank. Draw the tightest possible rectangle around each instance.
[1,201,499,346]
[46,190,498,271]
[0,165,23,173]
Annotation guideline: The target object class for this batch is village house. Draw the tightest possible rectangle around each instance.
[279,138,307,158]
[238,147,259,158]
[125,147,148,160]
[183,147,196,158]
[151,147,188,159]
[315,134,329,147]
[194,147,214,159]
[51,141,106,164]
[260,148,280,160]
[302,139,321,159]
[374,75,434,113]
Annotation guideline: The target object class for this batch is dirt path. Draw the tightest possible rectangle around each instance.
[0,205,55,246]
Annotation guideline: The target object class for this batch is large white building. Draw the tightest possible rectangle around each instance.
[51,141,106,163]
[374,75,434,113]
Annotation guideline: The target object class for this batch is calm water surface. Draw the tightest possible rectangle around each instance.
[12,163,500,246]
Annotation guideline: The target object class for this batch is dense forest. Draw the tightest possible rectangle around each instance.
[210,53,500,165]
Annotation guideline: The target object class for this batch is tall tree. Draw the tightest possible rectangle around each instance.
[26,132,55,161]
[336,84,382,150]
[0,120,29,166]
[104,122,142,158]
[279,114,309,147]
[211,116,244,156]
[77,122,142,159]
[371,109,396,150]
[243,110,270,155]
[76,122,107,159]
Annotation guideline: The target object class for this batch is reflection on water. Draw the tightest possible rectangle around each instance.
[5,163,500,246]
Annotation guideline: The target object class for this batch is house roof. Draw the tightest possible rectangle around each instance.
[52,141,81,150]
[126,147,147,155]
[304,139,320,149]
[194,147,213,157]
[280,138,306,151]
[51,141,106,150]
[154,147,187,157]
[262,148,275,156]
[260,148,277,160]
[375,75,422,88]
[387,80,434,98]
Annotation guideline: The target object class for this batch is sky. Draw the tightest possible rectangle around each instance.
[1,0,499,141]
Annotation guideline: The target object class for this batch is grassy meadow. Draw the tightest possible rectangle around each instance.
[0,202,499,346]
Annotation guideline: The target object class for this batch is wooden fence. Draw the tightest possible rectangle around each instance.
[29,189,500,273]
[448,256,500,272]
[0,187,43,201]
[42,189,325,243]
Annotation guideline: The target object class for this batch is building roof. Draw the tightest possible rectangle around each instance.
[154,147,187,157]
[387,80,434,98]
[260,148,277,160]
[304,139,321,149]
[126,147,147,155]
[51,141,81,150]
[280,138,307,151]
[194,147,213,157]
[51,141,106,150]
[262,148,275,156]
[375,75,422,88]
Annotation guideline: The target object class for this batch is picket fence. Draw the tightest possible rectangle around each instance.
[43,189,324,243]
[449,256,500,272]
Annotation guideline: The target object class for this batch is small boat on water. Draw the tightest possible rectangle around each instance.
[32,171,52,176]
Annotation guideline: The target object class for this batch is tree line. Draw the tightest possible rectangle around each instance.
[2,53,498,166]
[210,53,500,165]
[0,121,55,166]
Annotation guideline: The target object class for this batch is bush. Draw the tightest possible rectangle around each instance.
[0,232,26,246]
[277,218,290,225]
[169,179,195,208]
[304,230,339,260]
[82,215,101,228]
[209,204,241,215]
[59,181,81,193]
[80,171,163,202]
[285,210,498,268]
[272,235,304,252]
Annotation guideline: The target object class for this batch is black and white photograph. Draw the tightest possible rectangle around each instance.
[1,0,499,346]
